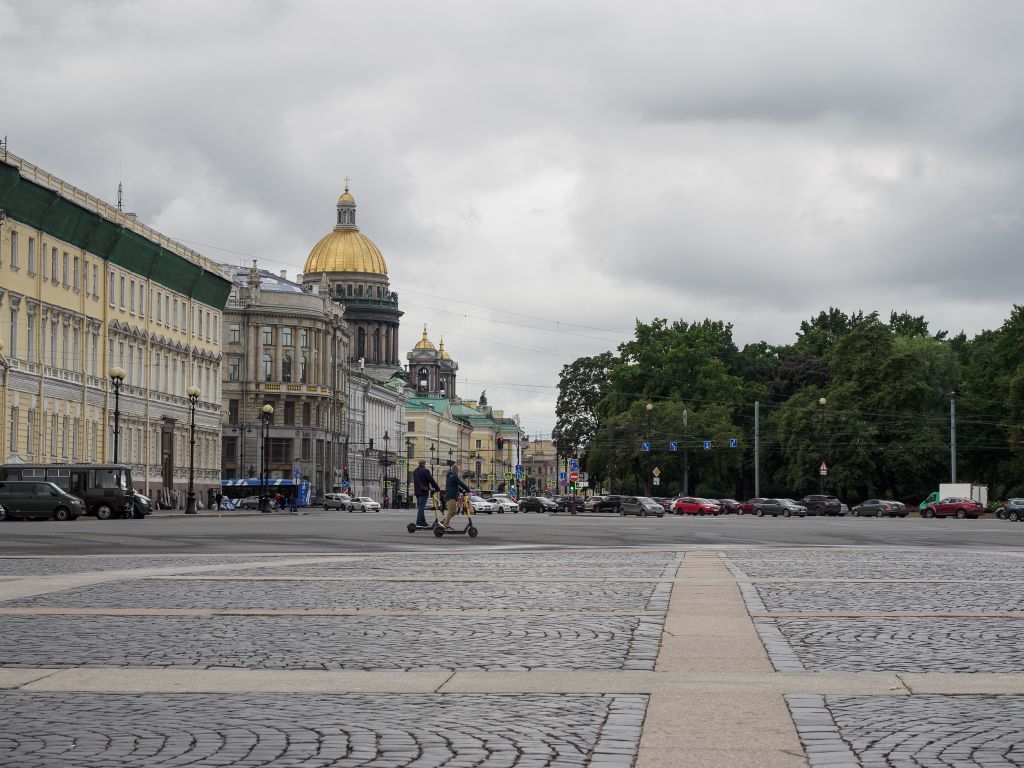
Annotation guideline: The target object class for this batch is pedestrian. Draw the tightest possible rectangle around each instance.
[274,491,283,509]
[171,488,179,510]
[412,458,441,527]
[441,463,472,529]
[289,492,297,514]
[216,491,223,511]
[383,492,390,509]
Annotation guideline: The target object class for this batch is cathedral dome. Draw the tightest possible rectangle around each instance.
[414,326,436,351]
[303,182,388,276]
[439,338,451,360]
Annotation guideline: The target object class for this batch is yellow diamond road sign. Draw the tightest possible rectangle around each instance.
[652,467,661,477]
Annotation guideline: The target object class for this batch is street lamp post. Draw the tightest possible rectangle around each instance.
[185,386,201,514]
[645,402,653,496]
[817,397,827,494]
[448,447,453,467]
[382,430,390,507]
[259,404,274,512]
[429,443,436,473]
[108,367,127,463]
[232,423,252,478]
[406,439,413,509]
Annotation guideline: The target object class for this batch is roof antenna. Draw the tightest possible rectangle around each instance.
[117,182,124,212]
[0,136,7,158]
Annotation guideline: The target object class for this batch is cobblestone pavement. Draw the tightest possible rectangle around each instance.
[0,614,663,671]
[724,549,1024,581]
[788,694,1024,767]
[756,616,1024,673]
[0,555,292,577]
[751,580,1024,612]
[9,578,673,613]
[0,692,648,768]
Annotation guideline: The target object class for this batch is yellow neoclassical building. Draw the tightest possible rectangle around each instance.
[0,149,231,504]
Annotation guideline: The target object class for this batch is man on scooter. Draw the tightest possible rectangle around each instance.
[442,463,473,529]
[413,459,441,528]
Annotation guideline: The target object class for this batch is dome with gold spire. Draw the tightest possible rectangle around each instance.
[414,326,436,351]
[438,338,451,360]
[303,182,388,276]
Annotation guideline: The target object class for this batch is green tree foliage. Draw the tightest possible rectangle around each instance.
[565,306,1024,504]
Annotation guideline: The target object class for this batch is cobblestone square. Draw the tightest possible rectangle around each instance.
[751,580,1024,612]
[724,549,1024,581]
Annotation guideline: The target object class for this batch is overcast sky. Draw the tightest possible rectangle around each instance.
[3,1,1022,435]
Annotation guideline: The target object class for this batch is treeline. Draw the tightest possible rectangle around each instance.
[552,307,1024,504]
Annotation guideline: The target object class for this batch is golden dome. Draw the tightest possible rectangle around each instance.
[414,326,436,351]
[338,191,355,204]
[439,338,451,360]
[303,229,388,275]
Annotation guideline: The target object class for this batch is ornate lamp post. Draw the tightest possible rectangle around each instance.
[817,397,828,494]
[448,447,453,467]
[645,402,653,496]
[429,443,436,473]
[232,423,252,479]
[259,403,274,512]
[108,367,127,462]
[185,385,201,514]
[405,439,413,508]
[382,430,390,507]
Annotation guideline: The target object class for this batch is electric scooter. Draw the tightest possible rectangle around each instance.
[435,494,478,538]
[406,491,444,534]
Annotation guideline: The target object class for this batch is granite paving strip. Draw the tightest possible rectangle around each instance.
[753,581,1024,612]
[0,607,666,617]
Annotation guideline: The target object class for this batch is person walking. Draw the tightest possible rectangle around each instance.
[412,459,441,527]
[442,463,472,529]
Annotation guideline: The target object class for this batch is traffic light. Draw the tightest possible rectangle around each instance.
[497,436,504,449]
[369,438,374,450]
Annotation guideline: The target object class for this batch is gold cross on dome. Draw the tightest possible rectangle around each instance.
[344,176,351,192]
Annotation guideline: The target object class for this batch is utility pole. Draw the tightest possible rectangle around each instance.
[682,409,689,496]
[950,391,957,483]
[754,401,760,498]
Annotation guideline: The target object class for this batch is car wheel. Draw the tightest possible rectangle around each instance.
[95,504,114,520]
[876,509,884,518]
[755,508,764,517]
[619,509,625,516]
[922,508,934,519]
[1009,510,1020,522]
[53,506,71,522]
[641,509,647,517]
[852,509,859,517]
[0,507,5,521]
[955,509,966,519]
[783,509,791,517]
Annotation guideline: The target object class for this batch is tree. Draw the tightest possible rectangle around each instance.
[552,352,616,456]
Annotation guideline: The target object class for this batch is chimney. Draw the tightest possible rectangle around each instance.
[280,270,287,280]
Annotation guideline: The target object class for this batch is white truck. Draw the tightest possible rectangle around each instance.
[919,483,988,509]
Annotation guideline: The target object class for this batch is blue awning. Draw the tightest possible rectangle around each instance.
[221,479,299,487]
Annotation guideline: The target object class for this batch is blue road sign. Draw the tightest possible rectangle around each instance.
[516,469,524,479]
[729,438,738,448]
[559,471,567,481]
[569,458,579,472]
[668,441,678,452]
[292,466,301,480]
[641,442,651,452]
[515,464,523,473]
[703,441,712,451]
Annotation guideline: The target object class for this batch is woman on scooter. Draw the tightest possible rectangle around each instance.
[442,463,472,529]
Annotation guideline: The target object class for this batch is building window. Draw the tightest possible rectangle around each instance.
[476,439,482,449]
[49,322,57,368]
[283,401,295,425]
[213,316,218,341]
[228,357,240,381]
[302,403,311,426]
[51,248,58,283]
[109,272,115,305]
[8,407,17,453]
[299,356,307,383]
[72,327,79,369]
[164,294,169,324]
[228,399,239,424]
[229,324,240,343]
[26,312,34,362]
[61,416,69,458]
[8,307,17,359]
[301,437,311,460]
[408,421,415,433]
[50,414,57,458]
[92,264,98,297]
[173,299,178,329]
[139,284,145,317]
[269,438,292,464]
[261,326,273,345]
[299,329,308,347]
[262,354,273,381]
[63,252,69,286]
[120,276,126,308]
[282,355,292,383]
[129,279,136,311]
[91,333,98,376]
[26,410,35,455]
[282,327,293,346]
[27,237,36,274]
[73,256,80,290]
[8,230,17,267]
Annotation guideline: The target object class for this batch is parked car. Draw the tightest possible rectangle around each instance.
[348,496,381,512]
[584,496,605,512]
[672,497,721,516]
[551,495,583,513]
[237,495,279,510]
[739,497,769,514]
[323,493,352,510]
[653,497,674,512]
[798,495,843,516]
[998,498,1024,521]
[851,499,907,518]
[132,493,153,517]
[519,496,558,513]
[593,495,626,514]
[0,480,86,521]
[717,498,742,514]
[489,495,518,513]
[468,496,497,514]
[921,497,985,519]
[753,498,806,517]
[619,496,665,517]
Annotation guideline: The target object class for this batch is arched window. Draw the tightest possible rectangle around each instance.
[372,329,381,362]
[282,355,292,382]
[300,356,308,384]
[346,284,353,296]
[262,354,273,382]
[418,367,429,394]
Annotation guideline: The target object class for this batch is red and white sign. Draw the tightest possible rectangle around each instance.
[569,471,579,482]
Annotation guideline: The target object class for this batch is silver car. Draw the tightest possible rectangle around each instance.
[489,495,518,513]
[348,496,381,512]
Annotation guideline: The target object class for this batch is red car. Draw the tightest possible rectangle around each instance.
[672,497,721,516]
[739,497,768,514]
[922,497,985,519]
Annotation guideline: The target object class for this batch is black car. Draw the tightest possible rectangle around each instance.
[717,498,742,514]
[798,495,843,516]
[753,498,806,517]
[851,499,907,518]
[551,495,582,513]
[999,498,1024,522]
[518,496,557,513]
[593,495,625,513]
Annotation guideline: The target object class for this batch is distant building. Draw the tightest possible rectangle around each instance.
[219,263,348,497]
[523,439,558,494]
[0,149,230,504]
